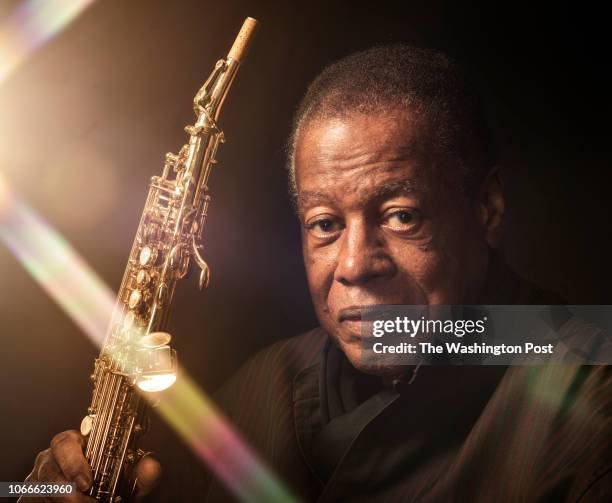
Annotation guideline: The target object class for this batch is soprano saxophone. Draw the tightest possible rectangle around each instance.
[79,18,258,502]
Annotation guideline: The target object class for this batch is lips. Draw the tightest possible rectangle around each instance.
[337,306,375,338]
[337,306,363,322]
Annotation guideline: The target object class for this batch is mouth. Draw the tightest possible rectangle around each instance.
[337,306,375,339]
[337,306,363,323]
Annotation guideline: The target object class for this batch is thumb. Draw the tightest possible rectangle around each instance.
[133,452,162,500]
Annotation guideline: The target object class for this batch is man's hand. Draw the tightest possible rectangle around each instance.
[19,430,161,502]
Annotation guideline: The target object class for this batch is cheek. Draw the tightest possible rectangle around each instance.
[302,237,336,303]
[395,214,487,301]
[391,242,449,295]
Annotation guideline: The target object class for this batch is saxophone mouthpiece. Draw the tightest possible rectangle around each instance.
[228,17,259,63]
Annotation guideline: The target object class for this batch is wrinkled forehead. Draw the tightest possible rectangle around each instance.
[293,112,453,206]
[294,112,426,167]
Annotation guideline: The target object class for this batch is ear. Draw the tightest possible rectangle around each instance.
[477,166,505,248]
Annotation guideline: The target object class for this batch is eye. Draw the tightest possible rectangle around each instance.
[304,215,343,240]
[381,208,423,235]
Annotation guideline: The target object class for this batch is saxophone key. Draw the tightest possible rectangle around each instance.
[138,246,157,267]
[135,269,151,287]
[139,331,172,348]
[156,283,168,309]
[168,245,182,270]
[128,290,143,310]
[80,414,95,436]
[198,262,210,290]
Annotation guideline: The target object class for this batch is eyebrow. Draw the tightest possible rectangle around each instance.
[296,190,332,208]
[296,178,418,209]
[372,178,417,198]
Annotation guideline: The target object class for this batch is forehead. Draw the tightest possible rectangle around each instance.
[294,112,442,206]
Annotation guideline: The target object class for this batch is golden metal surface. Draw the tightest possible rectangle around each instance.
[80,18,258,501]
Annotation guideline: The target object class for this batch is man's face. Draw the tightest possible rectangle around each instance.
[294,112,491,375]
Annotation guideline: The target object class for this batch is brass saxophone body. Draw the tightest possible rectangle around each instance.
[79,18,258,502]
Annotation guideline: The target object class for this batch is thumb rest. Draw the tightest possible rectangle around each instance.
[79,18,258,502]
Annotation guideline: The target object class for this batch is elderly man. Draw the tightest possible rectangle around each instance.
[24,45,611,502]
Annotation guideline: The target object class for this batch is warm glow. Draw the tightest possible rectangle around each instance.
[137,373,177,392]
[0,0,97,84]
[0,177,297,502]
[0,172,12,217]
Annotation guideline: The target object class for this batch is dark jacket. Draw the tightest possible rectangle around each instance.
[198,258,612,501]
[202,327,611,502]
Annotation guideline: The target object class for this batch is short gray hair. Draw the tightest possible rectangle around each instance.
[287,44,496,201]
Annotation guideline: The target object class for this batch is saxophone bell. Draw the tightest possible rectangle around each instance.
[135,333,177,392]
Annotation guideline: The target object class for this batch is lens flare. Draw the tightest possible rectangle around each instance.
[0,172,114,344]
[0,0,97,84]
[137,373,177,392]
[157,373,296,502]
[0,173,298,502]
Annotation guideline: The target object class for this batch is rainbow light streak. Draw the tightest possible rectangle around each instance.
[0,0,97,84]
[0,172,114,344]
[0,174,298,502]
[158,374,297,503]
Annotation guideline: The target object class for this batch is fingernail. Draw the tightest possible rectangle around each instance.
[75,475,90,491]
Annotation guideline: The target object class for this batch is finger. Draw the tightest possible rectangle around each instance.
[30,453,95,503]
[34,449,62,484]
[21,460,53,503]
[50,430,92,492]
[133,453,162,499]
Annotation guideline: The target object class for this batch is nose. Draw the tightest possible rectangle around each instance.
[334,218,395,286]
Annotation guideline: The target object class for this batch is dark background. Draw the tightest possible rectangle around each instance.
[1,0,604,493]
